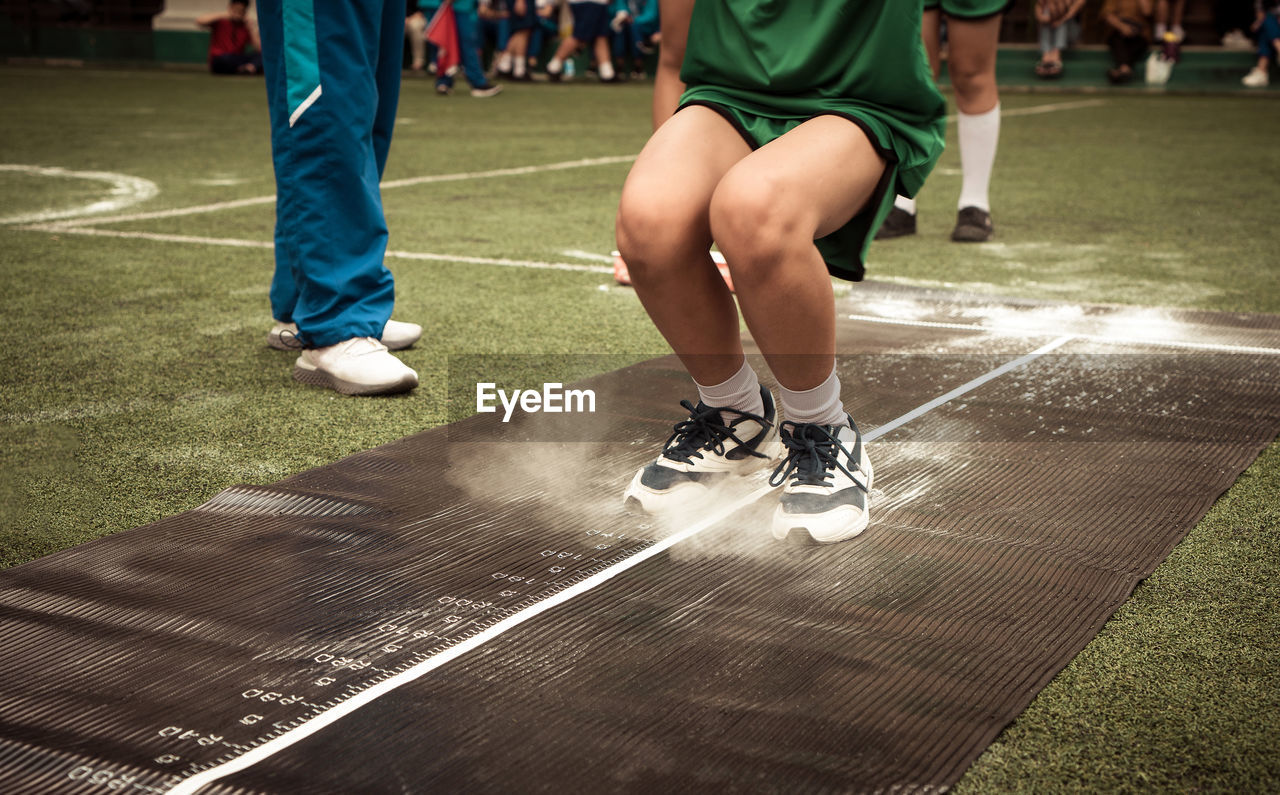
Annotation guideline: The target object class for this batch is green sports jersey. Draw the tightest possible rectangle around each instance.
[679,0,945,199]
[677,1,946,280]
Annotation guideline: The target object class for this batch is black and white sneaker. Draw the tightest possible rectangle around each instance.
[769,415,873,544]
[624,387,783,514]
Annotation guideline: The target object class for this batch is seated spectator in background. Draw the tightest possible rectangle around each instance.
[1217,0,1257,48]
[483,0,514,76]
[198,0,262,75]
[1036,0,1086,78]
[1101,0,1152,83]
[496,0,537,80]
[546,0,617,82]
[407,1,427,72]
[1155,0,1187,42]
[611,0,659,80]
[1243,1,1280,86]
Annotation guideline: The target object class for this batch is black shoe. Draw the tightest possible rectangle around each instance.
[951,206,993,243]
[623,387,782,514]
[875,207,917,240]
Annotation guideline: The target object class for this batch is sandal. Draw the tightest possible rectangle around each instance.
[1035,59,1063,79]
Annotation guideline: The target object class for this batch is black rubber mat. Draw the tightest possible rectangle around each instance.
[2,287,1278,794]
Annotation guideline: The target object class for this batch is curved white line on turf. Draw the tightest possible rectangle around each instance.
[0,164,159,225]
[21,225,614,274]
[163,338,1073,795]
[43,155,637,229]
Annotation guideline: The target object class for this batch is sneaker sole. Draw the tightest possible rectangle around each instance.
[292,364,418,396]
[951,226,993,243]
[771,462,874,545]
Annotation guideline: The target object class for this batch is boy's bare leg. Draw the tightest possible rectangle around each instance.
[616,106,751,386]
[709,116,886,391]
[652,0,693,128]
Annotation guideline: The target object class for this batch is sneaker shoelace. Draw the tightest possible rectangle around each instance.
[769,421,866,490]
[277,327,304,350]
[661,400,770,464]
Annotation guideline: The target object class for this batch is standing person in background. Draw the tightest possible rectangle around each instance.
[258,0,422,396]
[878,0,1010,243]
[424,0,506,96]
[198,0,262,75]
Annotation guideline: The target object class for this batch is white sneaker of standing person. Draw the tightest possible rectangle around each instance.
[267,319,423,351]
[769,415,873,544]
[293,337,418,396]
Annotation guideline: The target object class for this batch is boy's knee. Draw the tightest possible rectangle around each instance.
[615,194,699,279]
[709,173,803,267]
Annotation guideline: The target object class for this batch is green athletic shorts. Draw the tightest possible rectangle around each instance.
[678,1,946,283]
[923,0,1015,19]
[676,100,903,283]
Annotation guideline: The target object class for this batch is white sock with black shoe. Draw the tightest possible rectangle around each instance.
[957,103,1000,213]
[695,359,764,421]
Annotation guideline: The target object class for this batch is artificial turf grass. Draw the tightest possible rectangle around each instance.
[2,66,1279,790]
[955,440,1280,793]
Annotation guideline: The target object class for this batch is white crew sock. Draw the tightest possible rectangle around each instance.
[599,60,615,80]
[695,359,764,420]
[778,366,846,428]
[547,56,563,74]
[893,195,917,215]
[496,52,513,73]
[513,57,526,78]
[956,103,1000,213]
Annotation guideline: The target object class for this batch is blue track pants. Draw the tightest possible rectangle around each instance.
[259,0,405,348]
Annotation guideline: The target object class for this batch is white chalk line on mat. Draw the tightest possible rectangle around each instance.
[163,335,1074,795]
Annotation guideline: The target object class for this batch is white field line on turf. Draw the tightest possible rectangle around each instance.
[846,313,1280,357]
[0,164,159,225]
[164,337,1071,795]
[943,98,1107,122]
[26,225,613,274]
[40,155,637,229]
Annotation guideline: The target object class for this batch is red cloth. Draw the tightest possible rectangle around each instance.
[425,2,460,75]
[208,19,251,58]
